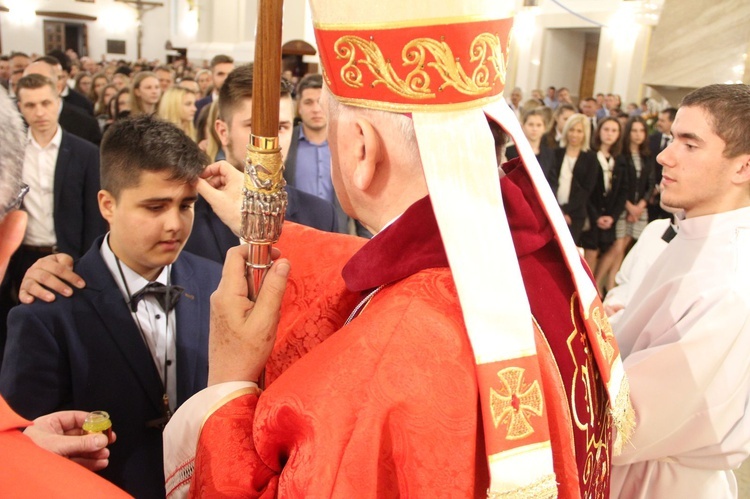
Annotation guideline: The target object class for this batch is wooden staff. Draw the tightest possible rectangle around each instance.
[241,0,287,301]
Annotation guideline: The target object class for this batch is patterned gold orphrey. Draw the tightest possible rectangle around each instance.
[334,32,509,99]
[490,367,544,440]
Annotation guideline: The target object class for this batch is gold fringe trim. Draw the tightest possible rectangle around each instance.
[487,473,557,499]
[611,375,636,455]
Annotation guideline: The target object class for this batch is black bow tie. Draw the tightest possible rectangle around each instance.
[129,282,184,312]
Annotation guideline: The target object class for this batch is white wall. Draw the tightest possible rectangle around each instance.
[539,28,586,99]
[506,0,656,105]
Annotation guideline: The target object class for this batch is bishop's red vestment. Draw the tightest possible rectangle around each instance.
[168,160,613,498]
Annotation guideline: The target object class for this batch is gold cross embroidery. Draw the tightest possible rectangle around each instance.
[490,367,544,440]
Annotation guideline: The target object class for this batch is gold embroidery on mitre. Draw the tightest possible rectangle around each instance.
[590,307,615,364]
[490,367,544,440]
[334,32,506,99]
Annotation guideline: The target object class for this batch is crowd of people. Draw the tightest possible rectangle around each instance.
[0,3,749,495]
[506,85,677,294]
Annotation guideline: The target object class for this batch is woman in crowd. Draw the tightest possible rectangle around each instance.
[88,72,109,104]
[544,103,576,148]
[94,83,117,116]
[600,116,653,292]
[553,113,599,246]
[196,101,221,161]
[582,118,628,291]
[195,69,212,98]
[506,107,556,189]
[74,72,93,100]
[157,86,197,140]
[129,71,162,116]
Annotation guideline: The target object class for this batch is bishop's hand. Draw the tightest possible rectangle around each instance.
[207,244,290,386]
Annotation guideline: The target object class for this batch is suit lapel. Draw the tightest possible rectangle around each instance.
[80,244,165,412]
[53,131,71,217]
[172,256,208,405]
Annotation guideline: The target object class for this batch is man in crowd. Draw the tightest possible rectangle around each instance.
[48,50,94,115]
[557,86,574,106]
[647,107,677,221]
[162,0,631,497]
[507,86,523,119]
[610,84,750,498]
[0,56,9,89]
[544,85,558,108]
[194,54,234,120]
[284,73,349,233]
[0,73,103,361]
[24,57,101,145]
[154,65,175,92]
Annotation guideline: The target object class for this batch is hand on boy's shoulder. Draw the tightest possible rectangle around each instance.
[18,253,86,304]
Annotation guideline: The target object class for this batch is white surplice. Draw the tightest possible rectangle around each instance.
[604,218,673,329]
[611,206,750,498]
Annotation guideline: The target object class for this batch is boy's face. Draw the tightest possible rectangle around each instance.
[99,171,198,281]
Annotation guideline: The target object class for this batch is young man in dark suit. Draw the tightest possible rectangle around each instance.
[185,64,340,262]
[0,115,222,498]
[0,73,105,359]
[25,57,101,145]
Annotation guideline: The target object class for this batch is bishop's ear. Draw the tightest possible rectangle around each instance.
[351,117,383,191]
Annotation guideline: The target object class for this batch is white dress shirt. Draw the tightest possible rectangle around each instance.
[22,126,62,246]
[556,154,577,205]
[100,235,178,411]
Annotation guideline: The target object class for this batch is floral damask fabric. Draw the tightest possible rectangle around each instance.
[191,160,612,498]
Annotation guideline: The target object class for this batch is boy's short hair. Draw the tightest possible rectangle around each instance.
[101,115,208,198]
[681,84,750,158]
[16,74,58,99]
[217,64,293,123]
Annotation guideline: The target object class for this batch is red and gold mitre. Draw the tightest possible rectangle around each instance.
[310,1,633,497]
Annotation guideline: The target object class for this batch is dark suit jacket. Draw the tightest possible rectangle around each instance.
[59,102,102,146]
[194,94,213,124]
[553,148,599,244]
[185,185,339,263]
[584,154,630,248]
[53,131,107,257]
[618,152,654,204]
[284,124,350,233]
[64,88,94,115]
[505,143,557,193]
[0,239,221,498]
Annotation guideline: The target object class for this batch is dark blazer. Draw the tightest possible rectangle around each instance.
[584,153,630,249]
[64,88,94,115]
[553,148,599,244]
[59,101,102,146]
[0,239,221,498]
[284,124,350,233]
[194,94,213,124]
[618,152,654,204]
[505,143,557,193]
[53,131,107,257]
[185,184,339,263]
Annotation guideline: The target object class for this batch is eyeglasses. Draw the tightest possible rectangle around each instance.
[0,183,29,219]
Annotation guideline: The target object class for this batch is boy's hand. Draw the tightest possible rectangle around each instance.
[198,161,245,237]
[207,244,290,386]
[18,253,85,304]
